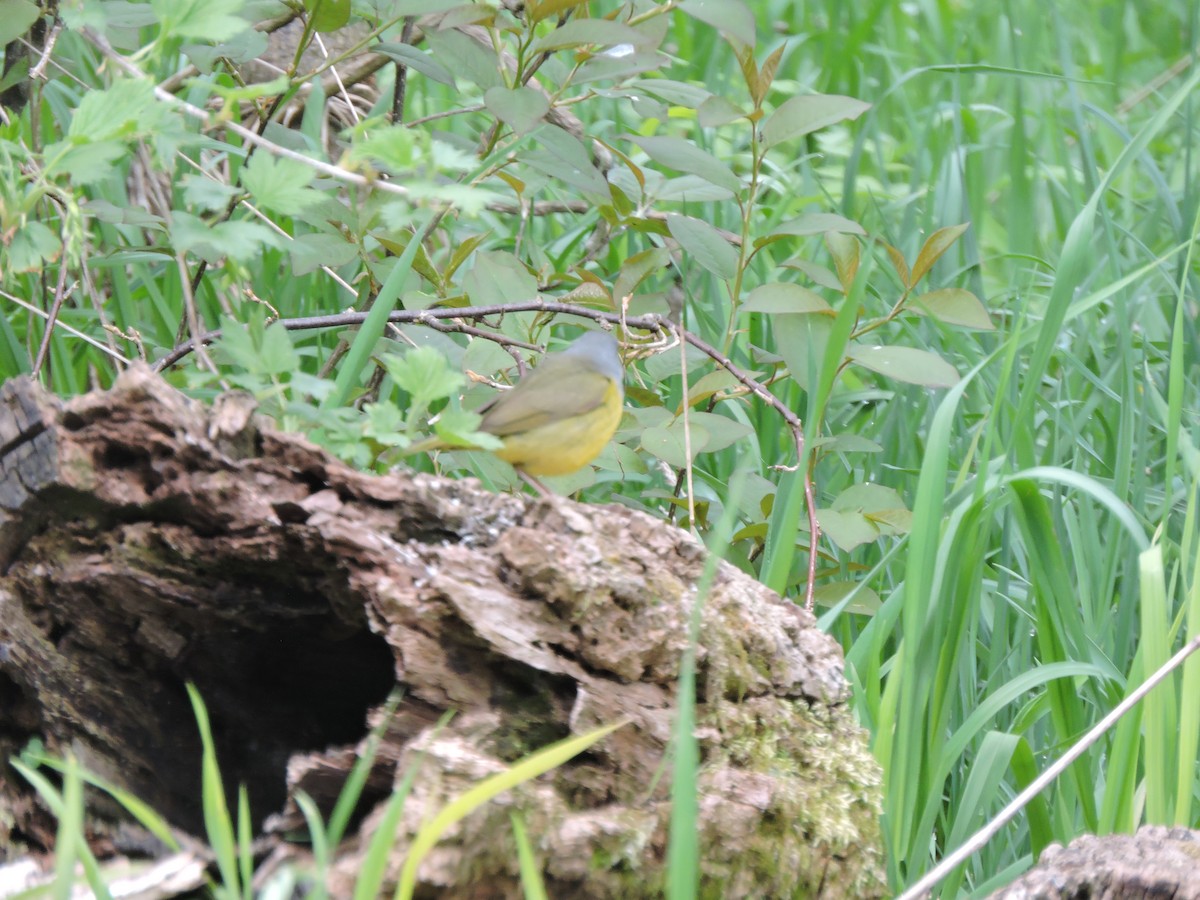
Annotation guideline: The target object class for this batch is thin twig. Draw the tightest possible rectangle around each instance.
[1,289,131,364]
[673,326,819,609]
[152,302,668,372]
[80,27,415,202]
[31,234,73,379]
[29,21,63,81]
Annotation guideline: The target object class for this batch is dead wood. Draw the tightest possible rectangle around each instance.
[0,366,885,898]
[988,825,1200,899]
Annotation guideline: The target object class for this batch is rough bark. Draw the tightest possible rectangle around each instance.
[0,367,885,898]
[988,826,1200,899]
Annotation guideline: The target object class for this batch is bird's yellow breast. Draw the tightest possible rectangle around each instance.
[492,381,624,476]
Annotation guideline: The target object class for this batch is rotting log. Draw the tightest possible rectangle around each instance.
[988,826,1200,899]
[0,367,885,898]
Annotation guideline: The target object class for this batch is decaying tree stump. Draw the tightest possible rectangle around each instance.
[988,826,1200,899]
[0,367,886,898]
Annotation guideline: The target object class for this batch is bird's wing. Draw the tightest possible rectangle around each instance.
[479,364,612,436]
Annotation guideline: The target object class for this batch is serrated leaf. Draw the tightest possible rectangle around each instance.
[170,213,282,264]
[529,18,652,53]
[69,78,163,142]
[761,93,871,149]
[43,139,127,185]
[910,223,970,286]
[667,214,739,280]
[374,43,456,87]
[846,344,960,388]
[910,288,994,330]
[5,221,60,273]
[0,0,40,46]
[239,153,324,216]
[824,231,860,291]
[679,0,756,47]
[484,86,551,136]
[290,232,359,276]
[383,346,465,407]
[305,0,350,31]
[741,283,832,314]
[625,135,742,193]
[151,0,249,42]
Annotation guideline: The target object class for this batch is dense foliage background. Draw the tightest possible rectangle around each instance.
[2,0,1198,896]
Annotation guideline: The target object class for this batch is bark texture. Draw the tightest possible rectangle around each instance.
[0,367,885,898]
[989,826,1200,899]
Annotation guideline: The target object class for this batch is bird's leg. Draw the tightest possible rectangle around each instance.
[516,469,553,498]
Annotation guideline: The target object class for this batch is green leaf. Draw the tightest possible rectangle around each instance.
[383,346,465,410]
[290,232,359,276]
[169,213,283,264]
[909,288,994,330]
[0,0,40,46]
[687,411,752,451]
[741,283,832,314]
[910,223,970,286]
[43,139,127,185]
[824,231,860,291]
[846,344,960,388]
[641,419,711,467]
[625,135,742,194]
[761,93,871,149]
[529,18,652,53]
[305,0,351,31]
[463,251,539,305]
[815,508,880,551]
[422,27,504,91]
[812,580,882,616]
[781,258,843,291]
[485,86,551,137]
[69,78,163,142]
[773,212,866,236]
[614,247,672,301]
[5,220,60,272]
[678,0,757,47]
[374,43,456,87]
[629,79,712,107]
[697,94,746,127]
[239,153,324,216]
[151,0,250,42]
[522,126,610,198]
[527,0,590,23]
[666,214,739,280]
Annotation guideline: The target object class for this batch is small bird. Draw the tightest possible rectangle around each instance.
[405,330,625,478]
